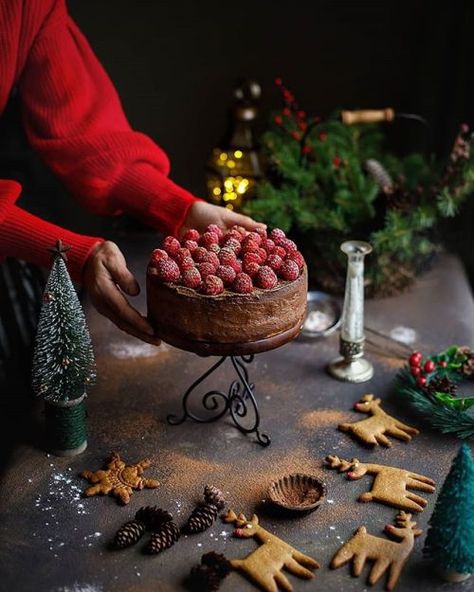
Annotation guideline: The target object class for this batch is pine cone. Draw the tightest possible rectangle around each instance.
[113,519,146,549]
[136,505,173,530]
[189,565,222,592]
[364,159,393,192]
[201,552,231,578]
[204,486,225,510]
[459,346,474,377]
[145,521,180,554]
[426,376,457,397]
[183,503,219,534]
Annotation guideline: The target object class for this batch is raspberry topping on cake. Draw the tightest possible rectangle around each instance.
[232,272,254,294]
[266,253,284,272]
[255,265,278,289]
[280,259,300,281]
[163,236,181,255]
[200,231,220,249]
[201,275,224,295]
[150,249,168,265]
[155,258,180,282]
[269,228,286,245]
[183,239,199,253]
[192,246,208,263]
[183,229,200,242]
[182,267,202,289]
[206,224,224,240]
[215,265,237,286]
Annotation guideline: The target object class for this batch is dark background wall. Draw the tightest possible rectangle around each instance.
[1,0,473,279]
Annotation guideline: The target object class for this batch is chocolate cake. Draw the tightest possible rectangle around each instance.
[146,225,308,356]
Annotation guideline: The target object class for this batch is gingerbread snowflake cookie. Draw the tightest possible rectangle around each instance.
[80,452,159,504]
[338,394,419,447]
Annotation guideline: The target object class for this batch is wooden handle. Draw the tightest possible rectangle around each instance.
[341,108,395,125]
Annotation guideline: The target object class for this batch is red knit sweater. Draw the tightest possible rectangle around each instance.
[0,0,199,281]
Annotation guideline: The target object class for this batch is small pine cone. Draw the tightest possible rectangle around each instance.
[145,521,180,554]
[183,503,219,534]
[189,565,222,592]
[113,519,146,549]
[364,159,393,192]
[426,376,457,397]
[136,506,173,530]
[201,552,232,578]
[203,485,225,510]
[459,346,474,376]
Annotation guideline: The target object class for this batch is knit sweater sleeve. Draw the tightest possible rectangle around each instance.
[18,0,200,238]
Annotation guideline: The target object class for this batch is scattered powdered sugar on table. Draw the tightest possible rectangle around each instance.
[53,584,103,592]
[390,325,417,345]
[107,341,168,359]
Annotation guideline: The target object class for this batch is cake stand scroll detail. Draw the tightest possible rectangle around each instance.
[167,355,271,447]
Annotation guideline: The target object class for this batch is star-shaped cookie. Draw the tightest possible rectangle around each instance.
[80,452,159,504]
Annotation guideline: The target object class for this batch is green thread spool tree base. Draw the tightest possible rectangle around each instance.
[45,394,88,457]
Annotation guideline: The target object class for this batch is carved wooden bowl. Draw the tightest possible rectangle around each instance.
[268,474,326,513]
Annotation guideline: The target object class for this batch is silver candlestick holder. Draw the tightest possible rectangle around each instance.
[328,240,374,383]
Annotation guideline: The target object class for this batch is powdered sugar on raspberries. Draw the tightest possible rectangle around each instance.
[286,250,305,269]
[155,258,180,282]
[255,265,278,289]
[163,236,181,255]
[201,275,224,295]
[280,259,300,281]
[200,231,219,249]
[269,228,286,245]
[232,273,254,294]
[182,267,202,289]
[215,265,236,286]
[150,249,168,265]
[183,229,200,242]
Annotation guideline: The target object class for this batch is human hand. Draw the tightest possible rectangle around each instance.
[180,201,266,237]
[83,241,160,345]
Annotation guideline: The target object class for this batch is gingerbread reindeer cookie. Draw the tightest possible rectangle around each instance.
[324,455,435,513]
[338,394,419,447]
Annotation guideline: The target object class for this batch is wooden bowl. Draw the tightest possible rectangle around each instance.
[268,474,326,513]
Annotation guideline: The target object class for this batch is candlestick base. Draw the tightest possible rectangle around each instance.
[327,356,374,383]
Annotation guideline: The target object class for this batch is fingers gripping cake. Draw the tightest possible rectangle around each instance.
[147,225,308,355]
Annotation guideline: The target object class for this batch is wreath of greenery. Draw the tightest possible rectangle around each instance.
[396,345,474,439]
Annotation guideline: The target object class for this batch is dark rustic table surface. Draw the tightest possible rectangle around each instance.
[1,232,474,592]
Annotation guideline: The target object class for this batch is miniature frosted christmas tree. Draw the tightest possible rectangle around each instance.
[424,443,474,582]
[32,240,95,456]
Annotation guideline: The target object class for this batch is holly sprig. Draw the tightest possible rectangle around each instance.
[396,346,474,439]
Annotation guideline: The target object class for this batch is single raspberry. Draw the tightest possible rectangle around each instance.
[243,252,260,266]
[260,238,275,253]
[233,260,243,274]
[230,225,248,240]
[215,265,236,286]
[269,228,286,245]
[156,258,180,282]
[255,265,278,289]
[201,275,224,295]
[150,249,168,266]
[183,229,200,242]
[267,253,284,272]
[243,261,260,278]
[222,237,241,255]
[208,243,221,254]
[232,272,254,294]
[182,267,202,289]
[218,248,237,266]
[286,250,305,269]
[256,227,267,239]
[193,247,209,263]
[203,251,220,271]
[280,238,297,253]
[183,239,199,253]
[206,224,224,240]
[245,232,262,246]
[222,230,243,244]
[178,256,195,272]
[241,239,259,253]
[198,262,216,278]
[280,259,300,281]
[200,231,219,249]
[256,248,268,264]
[274,245,287,259]
[174,247,191,264]
[162,236,181,255]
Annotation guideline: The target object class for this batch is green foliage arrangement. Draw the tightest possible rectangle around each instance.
[424,443,474,578]
[247,80,474,296]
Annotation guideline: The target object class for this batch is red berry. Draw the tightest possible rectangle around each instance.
[411,366,421,377]
[319,132,328,141]
[245,232,262,246]
[274,246,287,258]
[255,227,268,239]
[206,224,224,240]
[215,265,236,286]
[409,352,422,367]
[231,225,248,238]
[291,131,301,141]
[224,229,244,243]
[174,247,191,264]
[440,360,448,368]
[280,259,300,281]
[233,260,242,274]
[198,262,215,278]
[201,275,224,295]
[261,238,275,253]
[255,266,278,289]
[256,248,267,264]
[424,360,436,373]
[280,238,297,253]
[200,231,219,249]
[208,243,221,254]
[183,239,199,253]
[182,229,200,242]
[283,107,291,117]
[182,267,201,289]
[242,239,259,254]
[178,256,195,272]
[416,376,427,388]
[203,251,220,271]
[218,248,237,266]
[243,252,260,266]
[232,272,254,294]
[298,122,308,131]
[192,247,208,263]
[286,250,305,269]
[162,236,181,255]
[274,115,283,125]
[155,258,180,282]
[270,228,286,245]
[274,77,283,86]
[297,110,306,119]
[150,249,168,266]
[222,237,241,255]
[333,156,342,168]
[302,145,313,155]
[243,261,260,278]
[267,253,284,272]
